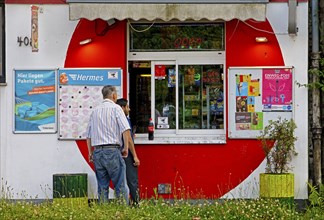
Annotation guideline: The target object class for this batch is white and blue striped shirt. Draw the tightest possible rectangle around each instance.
[86,99,130,146]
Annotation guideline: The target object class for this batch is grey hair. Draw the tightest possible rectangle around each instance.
[102,85,116,99]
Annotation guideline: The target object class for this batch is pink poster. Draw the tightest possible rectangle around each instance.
[262,68,292,111]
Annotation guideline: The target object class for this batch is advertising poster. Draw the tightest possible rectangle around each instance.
[155,65,166,79]
[234,72,262,132]
[262,68,293,111]
[228,67,293,139]
[14,69,56,133]
[58,68,122,140]
[168,69,176,87]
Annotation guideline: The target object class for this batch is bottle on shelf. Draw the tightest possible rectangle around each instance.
[148,118,154,140]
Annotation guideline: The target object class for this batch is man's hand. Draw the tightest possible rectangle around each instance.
[133,157,140,167]
[87,138,93,162]
[88,152,93,162]
[121,148,128,158]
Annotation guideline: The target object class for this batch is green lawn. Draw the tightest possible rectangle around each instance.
[0,198,323,220]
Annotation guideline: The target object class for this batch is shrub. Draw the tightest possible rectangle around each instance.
[258,117,297,174]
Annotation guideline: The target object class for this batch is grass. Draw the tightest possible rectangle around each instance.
[1,181,324,219]
[0,197,322,220]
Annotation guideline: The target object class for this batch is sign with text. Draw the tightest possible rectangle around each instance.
[58,68,122,140]
[228,67,294,139]
[14,69,56,133]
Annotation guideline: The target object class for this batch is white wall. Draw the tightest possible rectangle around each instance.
[0,4,97,199]
[223,2,309,199]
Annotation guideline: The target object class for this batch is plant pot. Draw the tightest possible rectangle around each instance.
[259,173,294,198]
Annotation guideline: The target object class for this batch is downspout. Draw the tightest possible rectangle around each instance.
[311,0,322,186]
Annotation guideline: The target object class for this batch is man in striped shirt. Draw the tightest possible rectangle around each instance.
[86,85,133,205]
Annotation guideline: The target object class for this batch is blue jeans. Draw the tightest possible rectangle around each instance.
[93,148,129,204]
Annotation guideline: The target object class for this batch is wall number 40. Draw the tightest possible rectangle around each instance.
[17,36,32,47]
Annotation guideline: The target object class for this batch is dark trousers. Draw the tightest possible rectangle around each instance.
[124,151,139,204]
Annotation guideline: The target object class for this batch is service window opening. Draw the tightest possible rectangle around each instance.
[128,61,226,143]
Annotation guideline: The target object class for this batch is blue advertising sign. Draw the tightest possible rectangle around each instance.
[58,68,121,86]
[58,68,122,140]
[14,69,56,133]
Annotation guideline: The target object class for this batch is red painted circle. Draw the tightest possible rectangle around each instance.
[65,18,284,199]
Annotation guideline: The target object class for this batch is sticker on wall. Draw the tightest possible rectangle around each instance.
[247,96,255,112]
[251,112,263,130]
[236,96,247,112]
[31,5,39,52]
[14,69,56,133]
[236,82,248,96]
[235,112,251,130]
[248,79,260,97]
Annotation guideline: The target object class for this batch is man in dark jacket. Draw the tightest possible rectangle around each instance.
[117,98,140,205]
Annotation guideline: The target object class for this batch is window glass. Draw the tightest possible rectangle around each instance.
[129,61,224,134]
[128,61,151,134]
[130,23,224,52]
[178,65,224,129]
[154,64,176,129]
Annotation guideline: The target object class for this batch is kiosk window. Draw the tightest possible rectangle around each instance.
[129,61,224,135]
[128,22,225,143]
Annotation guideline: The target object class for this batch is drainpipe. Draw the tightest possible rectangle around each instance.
[311,0,322,186]
[288,0,297,35]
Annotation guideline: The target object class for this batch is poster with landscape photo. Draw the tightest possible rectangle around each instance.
[14,69,56,133]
